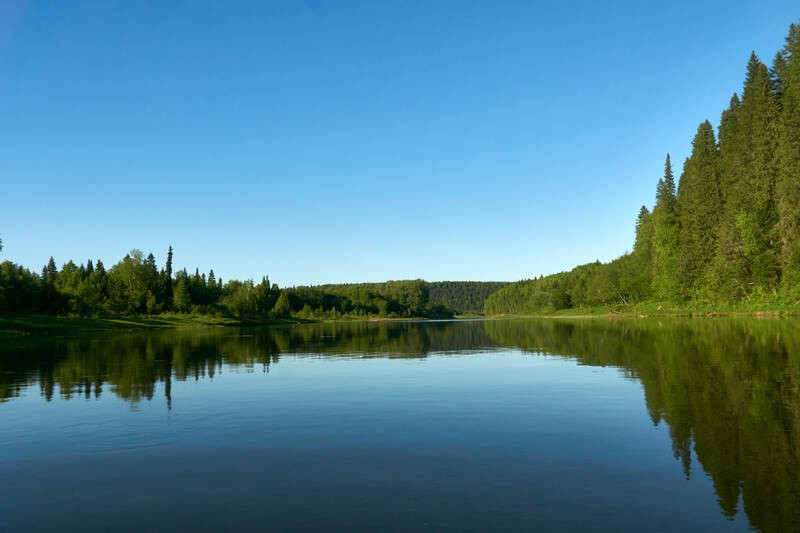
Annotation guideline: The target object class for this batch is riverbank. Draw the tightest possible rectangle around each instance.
[0,314,303,338]
[6,302,799,338]
[487,300,800,319]
[0,313,465,338]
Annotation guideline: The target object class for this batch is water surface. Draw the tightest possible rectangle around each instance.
[1,319,798,532]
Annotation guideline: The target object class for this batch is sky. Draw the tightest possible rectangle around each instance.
[1,1,798,286]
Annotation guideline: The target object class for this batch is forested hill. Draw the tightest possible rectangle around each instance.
[428,281,509,314]
[285,281,508,318]
[486,21,800,316]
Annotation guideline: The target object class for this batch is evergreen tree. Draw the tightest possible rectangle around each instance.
[677,121,721,297]
[711,93,748,298]
[710,54,781,299]
[651,155,680,299]
[737,53,781,293]
[771,52,788,97]
[173,276,191,313]
[629,205,654,300]
[272,290,292,317]
[42,257,58,283]
[777,24,800,298]
[163,246,174,310]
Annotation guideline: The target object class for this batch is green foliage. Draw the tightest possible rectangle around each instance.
[0,243,488,321]
[677,121,721,298]
[277,279,439,319]
[651,154,681,300]
[427,281,508,314]
[778,24,800,299]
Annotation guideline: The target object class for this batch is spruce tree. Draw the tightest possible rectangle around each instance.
[163,246,174,310]
[710,94,747,299]
[630,205,654,301]
[42,257,58,283]
[173,276,191,313]
[677,121,721,297]
[737,53,781,293]
[711,54,781,299]
[651,155,680,299]
[777,24,800,298]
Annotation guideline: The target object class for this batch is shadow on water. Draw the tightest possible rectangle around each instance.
[2,317,799,532]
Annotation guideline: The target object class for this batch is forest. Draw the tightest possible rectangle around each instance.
[486,22,800,315]
[0,242,504,321]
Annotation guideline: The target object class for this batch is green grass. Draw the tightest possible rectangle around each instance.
[487,299,800,319]
[0,313,299,337]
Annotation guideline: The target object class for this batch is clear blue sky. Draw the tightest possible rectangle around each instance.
[1,1,797,286]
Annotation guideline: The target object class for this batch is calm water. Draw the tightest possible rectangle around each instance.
[1,318,798,532]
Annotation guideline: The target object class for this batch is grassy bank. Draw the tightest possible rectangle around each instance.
[487,300,800,319]
[0,314,301,337]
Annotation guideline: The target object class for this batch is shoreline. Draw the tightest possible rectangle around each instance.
[0,314,303,338]
[5,306,800,338]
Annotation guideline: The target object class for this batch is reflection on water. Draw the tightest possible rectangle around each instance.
[1,318,799,532]
[0,321,498,405]
[486,319,800,533]
[0,321,496,402]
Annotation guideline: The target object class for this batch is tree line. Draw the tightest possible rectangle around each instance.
[0,245,505,319]
[486,22,800,315]
[427,281,509,315]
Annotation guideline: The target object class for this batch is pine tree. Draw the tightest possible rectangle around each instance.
[777,24,800,298]
[737,53,781,293]
[711,93,747,299]
[711,54,781,299]
[42,257,58,283]
[629,205,654,300]
[272,290,292,317]
[163,246,174,310]
[651,155,680,299]
[771,52,788,97]
[173,276,191,313]
[677,121,721,297]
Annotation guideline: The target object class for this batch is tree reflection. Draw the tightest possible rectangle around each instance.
[0,320,496,405]
[2,317,799,531]
[485,318,800,533]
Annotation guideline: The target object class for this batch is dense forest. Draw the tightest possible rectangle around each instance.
[487,22,800,315]
[427,281,509,314]
[0,243,504,320]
